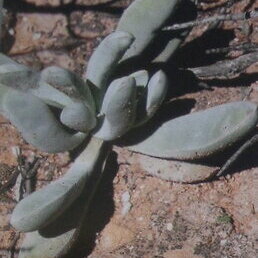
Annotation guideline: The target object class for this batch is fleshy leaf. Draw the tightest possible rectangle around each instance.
[60,102,97,132]
[29,80,74,108]
[130,70,149,88]
[125,101,258,160]
[135,70,168,126]
[2,89,86,153]
[0,60,94,115]
[0,53,18,65]
[0,83,9,110]
[116,0,180,61]
[0,1,3,42]
[40,66,95,110]
[0,63,38,90]
[146,70,168,114]
[152,30,189,63]
[18,137,110,257]
[85,31,134,108]
[35,67,97,130]
[11,137,105,232]
[94,76,137,141]
[0,61,96,133]
[18,230,75,258]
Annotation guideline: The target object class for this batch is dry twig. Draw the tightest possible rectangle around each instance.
[217,134,258,177]
[163,10,258,31]
[189,51,258,79]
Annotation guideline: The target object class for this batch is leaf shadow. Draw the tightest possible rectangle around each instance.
[190,128,258,182]
[200,73,258,88]
[77,151,119,257]
[118,98,196,146]
[216,129,258,177]
[38,151,118,257]
[173,28,235,69]
[114,0,197,77]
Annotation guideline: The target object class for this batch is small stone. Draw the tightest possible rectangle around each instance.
[33,32,41,40]
[220,239,227,246]
[8,28,14,35]
[121,191,132,215]
[147,233,153,241]
[166,222,173,231]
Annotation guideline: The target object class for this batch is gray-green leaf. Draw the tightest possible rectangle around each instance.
[117,0,180,61]
[130,70,149,88]
[135,70,168,126]
[60,102,97,132]
[94,76,137,141]
[11,137,105,232]
[40,66,95,110]
[125,101,258,160]
[85,31,134,108]
[18,230,75,258]
[0,63,38,90]
[2,89,86,153]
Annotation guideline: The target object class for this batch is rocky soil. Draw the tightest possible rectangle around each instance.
[0,0,258,257]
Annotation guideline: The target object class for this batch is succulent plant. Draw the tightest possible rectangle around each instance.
[0,0,257,257]
[0,0,3,42]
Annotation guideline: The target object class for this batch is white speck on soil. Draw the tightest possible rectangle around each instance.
[121,191,132,216]
[166,222,173,231]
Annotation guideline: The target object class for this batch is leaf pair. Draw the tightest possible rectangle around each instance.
[0,54,100,152]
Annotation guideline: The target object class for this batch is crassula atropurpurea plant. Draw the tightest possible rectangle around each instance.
[0,0,258,257]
